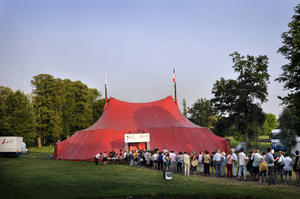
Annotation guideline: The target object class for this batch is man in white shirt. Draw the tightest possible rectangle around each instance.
[283,153,293,184]
[238,148,248,181]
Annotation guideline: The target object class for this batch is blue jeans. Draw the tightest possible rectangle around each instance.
[238,165,247,177]
[215,161,221,177]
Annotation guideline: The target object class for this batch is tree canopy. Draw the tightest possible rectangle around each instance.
[0,89,36,145]
[31,74,103,147]
[212,52,270,146]
[278,108,297,153]
[188,98,217,130]
[276,4,300,135]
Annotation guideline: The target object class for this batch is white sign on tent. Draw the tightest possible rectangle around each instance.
[124,133,150,143]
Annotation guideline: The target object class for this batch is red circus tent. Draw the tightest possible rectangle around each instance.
[54,96,230,161]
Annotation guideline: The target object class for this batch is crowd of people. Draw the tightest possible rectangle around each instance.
[94,148,300,185]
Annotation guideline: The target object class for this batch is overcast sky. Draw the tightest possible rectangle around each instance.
[0,0,298,117]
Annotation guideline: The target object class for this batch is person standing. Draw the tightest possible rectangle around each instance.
[283,153,293,184]
[266,147,276,185]
[226,151,233,178]
[231,149,237,177]
[198,151,204,174]
[129,151,134,166]
[95,153,100,165]
[177,152,183,173]
[221,152,226,177]
[259,151,268,183]
[203,150,211,176]
[184,152,190,176]
[210,152,215,176]
[293,150,300,184]
[102,152,108,166]
[238,148,248,181]
[191,154,198,176]
[251,149,261,181]
[276,151,285,183]
[213,149,222,177]
[169,151,177,172]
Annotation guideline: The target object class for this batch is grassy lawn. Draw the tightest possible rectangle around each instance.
[1,147,300,199]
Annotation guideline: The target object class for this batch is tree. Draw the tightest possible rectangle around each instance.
[0,90,36,145]
[276,4,300,135]
[31,74,103,146]
[212,52,270,146]
[182,98,187,117]
[278,108,297,154]
[0,86,13,135]
[258,113,278,137]
[188,98,216,130]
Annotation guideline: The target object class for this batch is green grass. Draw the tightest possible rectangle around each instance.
[1,147,300,199]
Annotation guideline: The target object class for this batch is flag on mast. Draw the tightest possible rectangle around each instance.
[173,68,176,83]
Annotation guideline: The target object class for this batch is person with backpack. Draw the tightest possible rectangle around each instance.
[293,150,300,184]
[259,151,268,183]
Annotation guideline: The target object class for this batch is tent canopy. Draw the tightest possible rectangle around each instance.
[54,96,230,161]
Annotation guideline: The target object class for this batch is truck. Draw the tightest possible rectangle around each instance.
[0,136,28,157]
[271,129,300,154]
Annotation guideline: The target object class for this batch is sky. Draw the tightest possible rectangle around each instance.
[0,0,298,117]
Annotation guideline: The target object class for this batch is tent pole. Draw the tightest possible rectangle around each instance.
[174,81,177,103]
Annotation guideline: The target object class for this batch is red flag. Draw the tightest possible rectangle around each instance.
[173,68,175,83]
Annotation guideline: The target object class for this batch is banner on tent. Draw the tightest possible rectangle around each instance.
[124,133,150,143]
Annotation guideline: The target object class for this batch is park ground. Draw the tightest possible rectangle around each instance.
[1,146,300,199]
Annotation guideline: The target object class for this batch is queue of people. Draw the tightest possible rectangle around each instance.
[94,148,300,185]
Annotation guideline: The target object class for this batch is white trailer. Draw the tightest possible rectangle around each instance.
[0,136,28,156]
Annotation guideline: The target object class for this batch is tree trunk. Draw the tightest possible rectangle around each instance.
[37,136,42,148]
[244,131,251,147]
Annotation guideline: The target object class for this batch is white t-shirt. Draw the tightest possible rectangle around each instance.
[95,153,100,159]
[198,154,203,163]
[283,156,293,171]
[238,152,248,165]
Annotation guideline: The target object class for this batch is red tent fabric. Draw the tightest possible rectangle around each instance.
[54,96,230,161]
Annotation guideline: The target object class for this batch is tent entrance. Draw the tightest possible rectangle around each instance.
[124,133,150,152]
[129,142,146,152]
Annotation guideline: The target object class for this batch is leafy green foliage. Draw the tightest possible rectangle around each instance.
[276,4,300,134]
[31,74,103,146]
[278,108,297,153]
[212,52,270,146]
[188,98,217,130]
[258,113,278,136]
[0,89,36,145]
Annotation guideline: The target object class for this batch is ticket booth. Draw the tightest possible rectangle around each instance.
[124,133,150,152]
